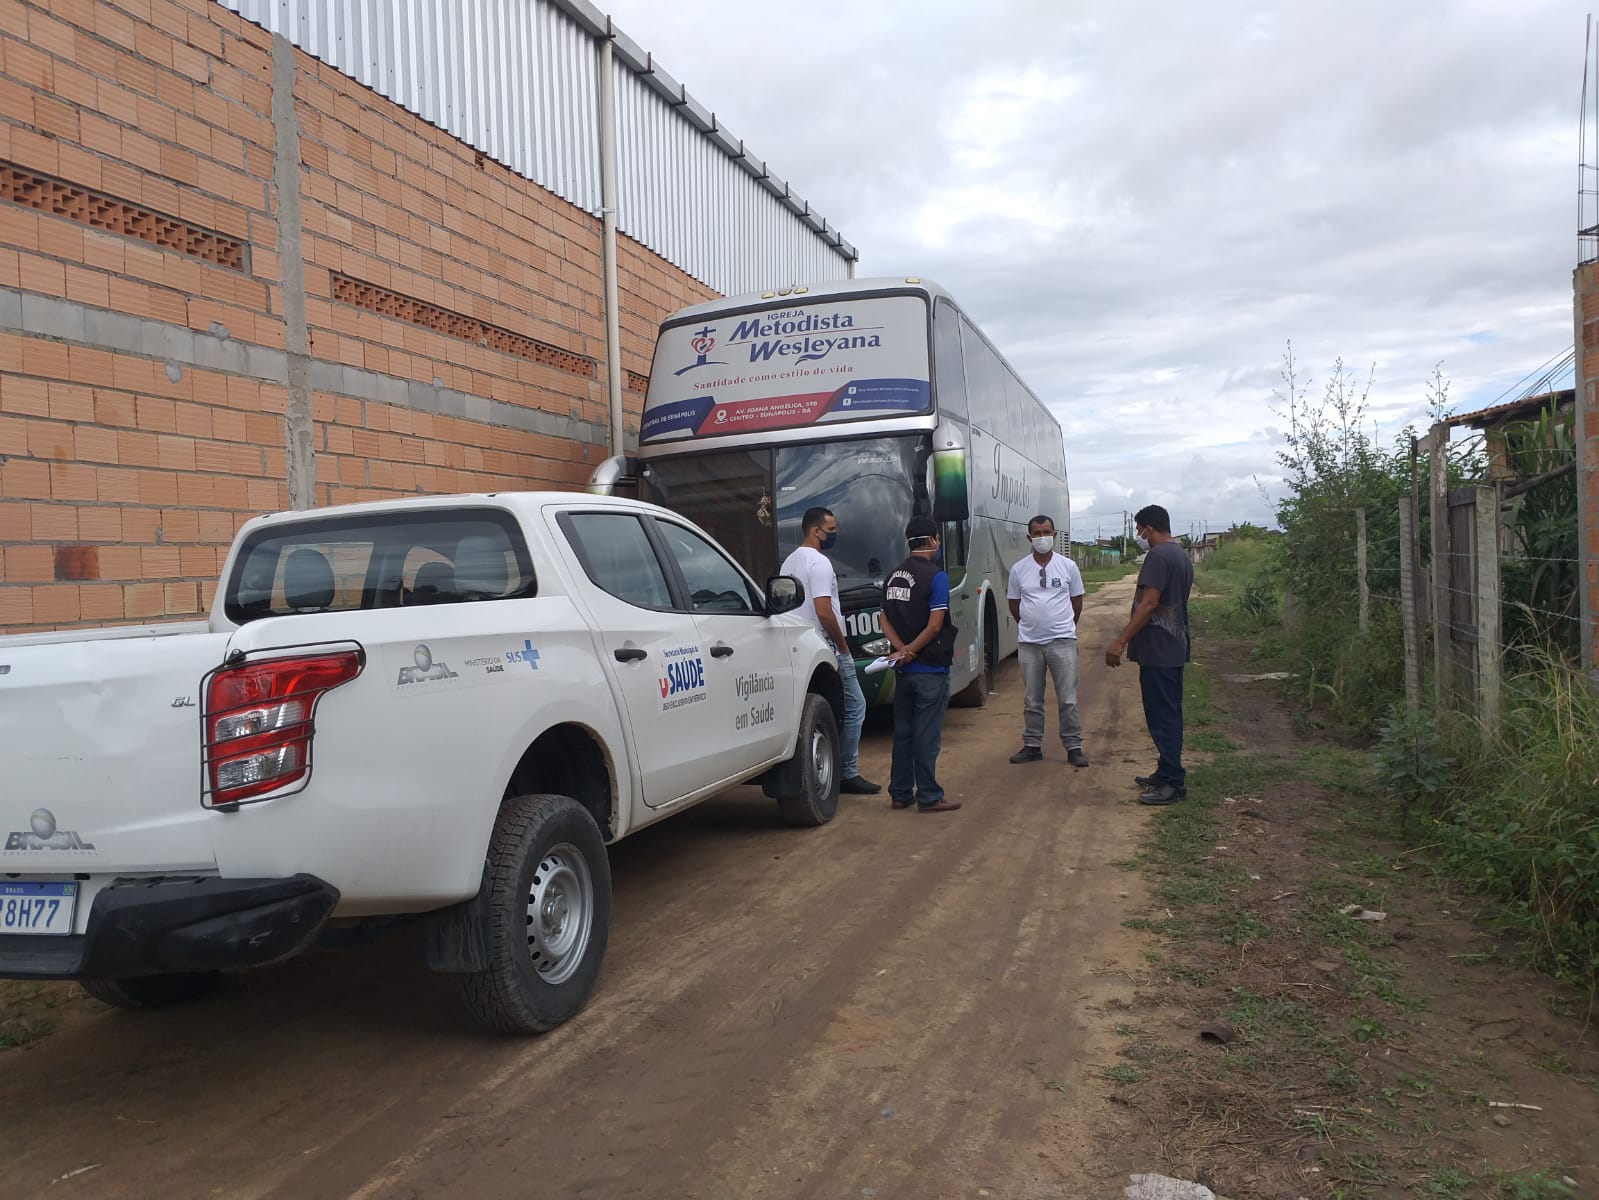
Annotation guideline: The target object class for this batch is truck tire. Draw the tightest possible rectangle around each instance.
[81,971,221,1010]
[774,694,841,827]
[457,793,612,1035]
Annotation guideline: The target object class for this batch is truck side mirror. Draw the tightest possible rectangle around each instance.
[766,575,804,615]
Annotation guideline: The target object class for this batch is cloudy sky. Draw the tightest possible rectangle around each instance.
[600,0,1585,540]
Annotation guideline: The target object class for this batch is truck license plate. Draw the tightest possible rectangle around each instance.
[0,882,77,936]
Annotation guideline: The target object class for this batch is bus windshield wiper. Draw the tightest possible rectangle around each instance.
[839,582,885,602]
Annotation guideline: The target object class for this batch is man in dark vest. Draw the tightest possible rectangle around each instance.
[879,515,962,813]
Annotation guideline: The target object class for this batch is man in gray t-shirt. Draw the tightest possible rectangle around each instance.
[1104,504,1193,805]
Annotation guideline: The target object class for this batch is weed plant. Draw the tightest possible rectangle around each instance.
[1376,647,1599,987]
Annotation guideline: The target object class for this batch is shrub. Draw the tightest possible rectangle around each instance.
[1425,651,1599,985]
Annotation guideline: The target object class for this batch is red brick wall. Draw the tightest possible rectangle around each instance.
[0,0,717,633]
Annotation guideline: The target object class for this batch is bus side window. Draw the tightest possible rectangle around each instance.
[959,318,991,416]
[942,520,969,584]
[933,301,968,420]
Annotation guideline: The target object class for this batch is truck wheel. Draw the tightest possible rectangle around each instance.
[457,793,612,1034]
[775,694,841,827]
[81,971,221,1010]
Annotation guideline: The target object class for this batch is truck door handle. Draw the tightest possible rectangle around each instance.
[710,643,734,658]
[613,647,648,662]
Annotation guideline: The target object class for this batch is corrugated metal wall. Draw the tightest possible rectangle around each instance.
[219,0,854,293]
[612,69,844,295]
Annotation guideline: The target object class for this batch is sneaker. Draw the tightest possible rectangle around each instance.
[1009,746,1043,763]
[1137,784,1187,806]
[841,775,881,795]
[1067,748,1090,768]
[917,799,962,813]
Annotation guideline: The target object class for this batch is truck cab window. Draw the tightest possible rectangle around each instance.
[562,513,676,611]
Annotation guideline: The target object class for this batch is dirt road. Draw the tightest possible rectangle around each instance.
[4,580,1159,1199]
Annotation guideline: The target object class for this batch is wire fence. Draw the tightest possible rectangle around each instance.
[1377,490,1579,721]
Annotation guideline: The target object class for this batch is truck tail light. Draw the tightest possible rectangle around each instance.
[203,650,363,807]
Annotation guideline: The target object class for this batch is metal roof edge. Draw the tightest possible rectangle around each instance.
[546,0,854,264]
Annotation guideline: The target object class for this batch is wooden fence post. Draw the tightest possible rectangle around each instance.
[1356,507,1369,632]
[1398,500,1422,709]
[1474,484,1502,732]
[1424,424,1452,707]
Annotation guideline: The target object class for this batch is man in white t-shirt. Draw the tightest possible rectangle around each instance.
[1005,514,1089,768]
[780,506,879,795]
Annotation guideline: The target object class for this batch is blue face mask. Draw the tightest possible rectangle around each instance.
[819,531,837,551]
[933,548,944,566]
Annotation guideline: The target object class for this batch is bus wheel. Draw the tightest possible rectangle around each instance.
[952,600,997,708]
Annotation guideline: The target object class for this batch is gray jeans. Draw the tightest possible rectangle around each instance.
[1018,639,1082,750]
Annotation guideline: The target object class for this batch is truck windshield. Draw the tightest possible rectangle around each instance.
[639,436,928,592]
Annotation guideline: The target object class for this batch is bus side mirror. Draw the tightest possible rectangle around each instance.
[587,454,638,496]
[766,575,804,615]
[930,421,969,523]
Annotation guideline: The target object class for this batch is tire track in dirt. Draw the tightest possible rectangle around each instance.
[336,798,1054,1198]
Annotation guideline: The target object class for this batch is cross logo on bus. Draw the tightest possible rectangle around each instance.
[675,325,727,376]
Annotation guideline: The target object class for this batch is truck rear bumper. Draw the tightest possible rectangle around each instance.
[0,874,339,980]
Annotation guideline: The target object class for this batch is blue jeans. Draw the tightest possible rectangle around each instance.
[889,671,950,807]
[838,649,866,779]
[1139,665,1185,788]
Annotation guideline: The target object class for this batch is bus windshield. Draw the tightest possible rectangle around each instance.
[777,438,926,592]
[639,436,929,592]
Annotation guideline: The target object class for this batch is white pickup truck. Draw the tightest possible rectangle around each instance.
[0,493,844,1033]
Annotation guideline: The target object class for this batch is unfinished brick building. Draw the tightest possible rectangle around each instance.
[0,0,855,631]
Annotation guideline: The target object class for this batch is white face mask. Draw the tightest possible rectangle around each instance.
[1030,535,1054,555]
[1134,534,1151,552]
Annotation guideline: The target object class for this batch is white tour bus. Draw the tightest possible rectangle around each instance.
[590,277,1070,707]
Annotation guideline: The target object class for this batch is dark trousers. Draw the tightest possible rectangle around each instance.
[1139,665,1186,789]
[890,671,951,807]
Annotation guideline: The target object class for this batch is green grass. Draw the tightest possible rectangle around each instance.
[1294,745,1372,795]
[1078,559,1139,585]
[0,981,68,1050]
[1186,729,1240,753]
[1495,1170,1579,1200]
[1190,539,1278,638]
[1080,559,1139,595]
[1418,653,1599,989]
[1183,662,1220,730]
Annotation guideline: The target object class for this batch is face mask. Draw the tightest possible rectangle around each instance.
[819,531,837,551]
[1030,536,1053,555]
[1134,534,1150,552]
[933,547,944,566]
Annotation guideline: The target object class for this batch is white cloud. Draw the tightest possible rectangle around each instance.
[599,0,1584,537]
